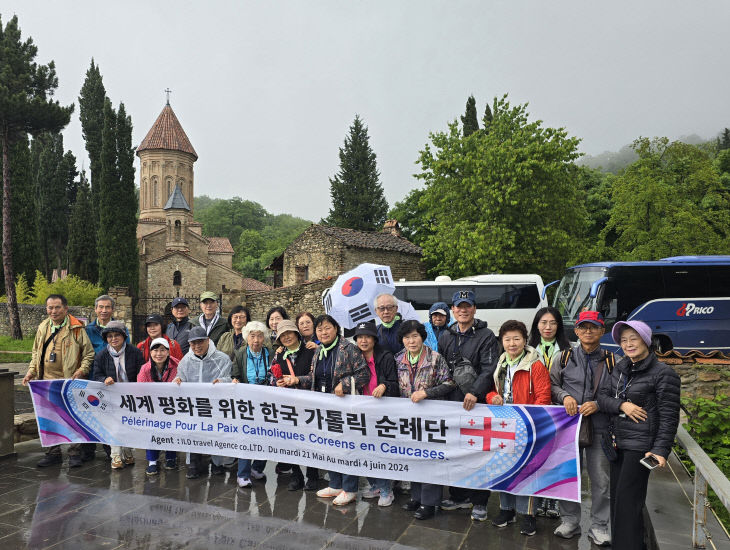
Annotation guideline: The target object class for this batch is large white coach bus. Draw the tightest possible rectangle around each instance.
[393,274,548,334]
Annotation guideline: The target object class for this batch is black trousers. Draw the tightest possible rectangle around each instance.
[291,464,318,481]
[610,449,651,550]
[412,482,443,507]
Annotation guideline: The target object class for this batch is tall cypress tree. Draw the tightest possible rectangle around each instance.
[97,99,118,290]
[114,102,138,293]
[78,59,105,282]
[719,128,730,151]
[0,15,73,338]
[325,115,388,231]
[67,172,97,281]
[461,95,479,137]
[483,100,493,132]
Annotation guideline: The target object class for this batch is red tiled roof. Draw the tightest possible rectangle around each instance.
[242,278,271,291]
[207,237,234,254]
[137,104,198,160]
[316,225,422,255]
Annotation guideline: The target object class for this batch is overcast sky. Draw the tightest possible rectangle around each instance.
[5,1,730,221]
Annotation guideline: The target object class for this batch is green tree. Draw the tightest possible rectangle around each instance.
[718,128,730,151]
[461,95,479,137]
[602,138,730,259]
[0,15,73,338]
[194,197,267,246]
[97,100,138,292]
[325,115,388,231]
[388,188,432,246]
[483,100,493,131]
[416,95,585,280]
[67,172,97,281]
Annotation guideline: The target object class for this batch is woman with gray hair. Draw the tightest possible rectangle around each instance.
[232,320,271,487]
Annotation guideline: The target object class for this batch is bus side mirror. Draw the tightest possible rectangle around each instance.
[542,280,560,300]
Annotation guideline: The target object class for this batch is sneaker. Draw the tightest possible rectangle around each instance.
[287,477,304,491]
[186,467,200,480]
[36,454,62,468]
[414,505,436,520]
[237,476,252,488]
[546,499,561,518]
[251,469,266,480]
[146,464,159,476]
[317,487,342,498]
[210,463,225,476]
[304,478,319,491]
[440,498,472,511]
[587,527,611,546]
[361,486,380,499]
[491,509,516,527]
[471,504,488,522]
[164,458,177,470]
[520,515,537,536]
[111,457,125,469]
[378,492,395,507]
[402,499,420,512]
[124,456,135,466]
[535,498,547,517]
[553,522,581,539]
[68,455,83,468]
[332,491,357,506]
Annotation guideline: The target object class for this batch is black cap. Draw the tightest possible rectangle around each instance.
[171,297,189,308]
[353,320,378,341]
[145,314,163,326]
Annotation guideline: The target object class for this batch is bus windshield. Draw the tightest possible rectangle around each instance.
[553,267,606,323]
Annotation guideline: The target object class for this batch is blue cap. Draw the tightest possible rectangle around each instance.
[452,290,476,306]
[171,297,189,307]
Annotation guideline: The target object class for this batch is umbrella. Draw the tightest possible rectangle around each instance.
[323,263,397,330]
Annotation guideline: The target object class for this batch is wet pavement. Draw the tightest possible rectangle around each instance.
[0,440,606,550]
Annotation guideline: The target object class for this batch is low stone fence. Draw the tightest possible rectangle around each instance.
[660,350,730,403]
[14,412,38,443]
[222,278,335,322]
[0,304,93,338]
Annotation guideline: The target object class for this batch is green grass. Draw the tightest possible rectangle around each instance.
[0,335,34,363]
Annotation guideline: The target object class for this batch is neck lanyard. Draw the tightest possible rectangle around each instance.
[248,348,266,383]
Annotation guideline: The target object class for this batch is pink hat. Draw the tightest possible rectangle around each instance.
[611,320,652,348]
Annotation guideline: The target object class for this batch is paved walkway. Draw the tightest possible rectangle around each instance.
[0,440,605,550]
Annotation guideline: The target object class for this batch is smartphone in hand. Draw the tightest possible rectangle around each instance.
[640,455,660,470]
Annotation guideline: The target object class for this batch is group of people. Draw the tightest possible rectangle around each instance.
[21,287,681,548]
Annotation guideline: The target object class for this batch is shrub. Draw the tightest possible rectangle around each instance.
[0,270,103,307]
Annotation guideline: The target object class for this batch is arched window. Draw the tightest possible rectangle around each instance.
[174,220,181,241]
[173,271,182,286]
[166,178,172,200]
[152,178,158,206]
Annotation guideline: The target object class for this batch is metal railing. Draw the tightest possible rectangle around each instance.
[675,424,730,548]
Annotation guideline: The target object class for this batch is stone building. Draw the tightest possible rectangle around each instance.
[267,220,425,287]
[136,101,244,303]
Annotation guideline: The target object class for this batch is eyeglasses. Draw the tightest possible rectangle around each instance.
[576,324,601,332]
[376,305,397,312]
[230,315,247,321]
[538,320,558,327]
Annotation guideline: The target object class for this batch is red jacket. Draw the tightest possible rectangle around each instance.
[137,356,180,383]
[486,347,551,405]
[137,335,183,362]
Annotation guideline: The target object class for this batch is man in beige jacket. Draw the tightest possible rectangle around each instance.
[22,293,95,467]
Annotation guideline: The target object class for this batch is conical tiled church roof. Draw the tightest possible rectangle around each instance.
[137,104,198,160]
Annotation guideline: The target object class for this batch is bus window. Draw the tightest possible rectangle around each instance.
[554,267,606,322]
[662,267,710,298]
[613,266,663,320]
[709,266,730,296]
[394,286,440,310]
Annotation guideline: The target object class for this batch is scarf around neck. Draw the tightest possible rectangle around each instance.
[381,314,401,329]
[199,311,220,335]
[108,344,127,382]
[319,337,339,359]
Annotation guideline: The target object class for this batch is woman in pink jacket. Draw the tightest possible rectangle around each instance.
[138,338,179,475]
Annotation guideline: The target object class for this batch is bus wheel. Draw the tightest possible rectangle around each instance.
[654,335,673,354]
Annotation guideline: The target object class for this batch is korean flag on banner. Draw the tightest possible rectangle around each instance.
[459,416,516,453]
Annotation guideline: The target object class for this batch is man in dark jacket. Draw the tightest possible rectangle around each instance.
[550,310,613,546]
[166,297,194,354]
[437,290,499,521]
[375,293,403,355]
[192,291,228,345]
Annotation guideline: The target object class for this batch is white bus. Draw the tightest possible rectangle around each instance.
[393,274,548,333]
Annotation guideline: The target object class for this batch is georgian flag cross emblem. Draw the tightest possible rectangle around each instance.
[460,416,516,453]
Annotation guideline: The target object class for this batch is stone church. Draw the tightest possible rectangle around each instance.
[136,101,245,301]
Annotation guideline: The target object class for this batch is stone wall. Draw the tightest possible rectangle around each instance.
[672,363,730,403]
[0,304,93,337]
[341,248,426,281]
[145,254,207,298]
[222,278,334,323]
[283,229,344,287]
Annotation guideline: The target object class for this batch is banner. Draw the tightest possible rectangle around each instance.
[29,380,582,501]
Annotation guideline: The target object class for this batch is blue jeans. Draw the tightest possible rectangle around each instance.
[146,449,176,461]
[238,459,266,478]
[328,471,358,493]
[367,477,392,495]
[499,492,534,515]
